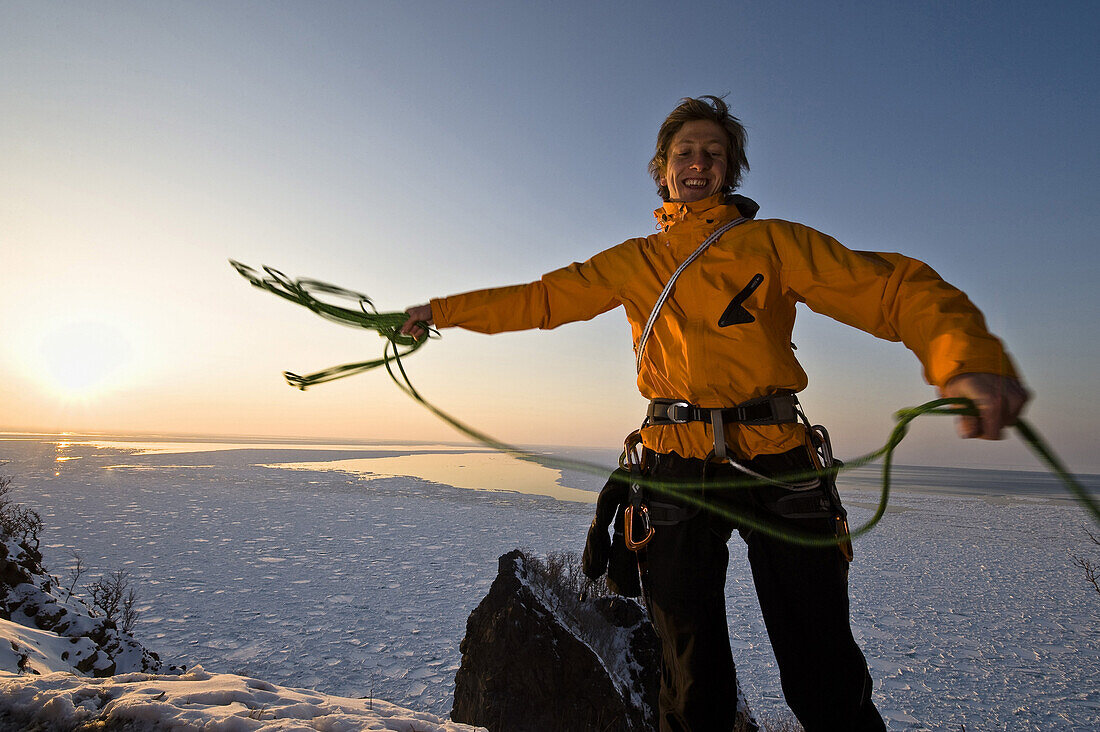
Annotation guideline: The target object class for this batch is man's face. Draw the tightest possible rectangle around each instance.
[660,120,729,203]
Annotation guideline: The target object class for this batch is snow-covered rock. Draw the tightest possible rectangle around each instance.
[0,537,173,677]
[0,536,486,731]
[452,549,757,731]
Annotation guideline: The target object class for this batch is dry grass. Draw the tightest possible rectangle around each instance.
[757,712,805,731]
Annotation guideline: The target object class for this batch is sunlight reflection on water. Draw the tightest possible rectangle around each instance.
[266,452,596,503]
[69,440,491,456]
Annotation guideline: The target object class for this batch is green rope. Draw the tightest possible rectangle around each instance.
[230,260,428,388]
[232,261,1099,546]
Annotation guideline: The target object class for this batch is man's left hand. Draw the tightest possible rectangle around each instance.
[940,373,1030,440]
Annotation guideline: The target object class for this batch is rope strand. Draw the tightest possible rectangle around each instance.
[232,261,1099,544]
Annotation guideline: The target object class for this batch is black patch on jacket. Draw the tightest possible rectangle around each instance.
[719,273,764,327]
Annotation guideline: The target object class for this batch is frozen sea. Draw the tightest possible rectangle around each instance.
[0,433,1097,731]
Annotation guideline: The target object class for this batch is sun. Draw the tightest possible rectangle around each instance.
[32,320,135,401]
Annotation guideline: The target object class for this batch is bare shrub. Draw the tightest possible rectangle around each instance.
[524,549,609,603]
[64,549,87,601]
[88,569,140,634]
[1,470,149,641]
[0,472,43,549]
[1072,528,1100,597]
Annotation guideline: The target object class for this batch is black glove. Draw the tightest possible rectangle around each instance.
[581,469,629,581]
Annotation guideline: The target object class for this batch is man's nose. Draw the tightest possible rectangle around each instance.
[689,153,710,169]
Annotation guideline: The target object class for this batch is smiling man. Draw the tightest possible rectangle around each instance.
[660,119,731,202]
[402,95,1026,731]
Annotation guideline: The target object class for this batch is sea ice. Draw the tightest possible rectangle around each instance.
[0,437,1096,729]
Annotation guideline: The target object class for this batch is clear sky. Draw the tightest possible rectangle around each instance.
[2,1,1097,472]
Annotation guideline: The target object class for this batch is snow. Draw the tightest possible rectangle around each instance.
[1,435,1099,730]
[0,666,483,731]
[0,617,101,676]
[512,552,652,718]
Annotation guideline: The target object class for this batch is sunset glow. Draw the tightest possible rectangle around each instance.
[29,320,134,401]
[2,3,1096,471]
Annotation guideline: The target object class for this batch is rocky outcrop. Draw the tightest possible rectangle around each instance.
[0,537,178,677]
[452,549,757,731]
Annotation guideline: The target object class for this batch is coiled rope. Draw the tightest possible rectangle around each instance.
[230,261,427,388]
[231,261,1099,546]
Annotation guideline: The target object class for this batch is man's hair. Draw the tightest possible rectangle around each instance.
[648,95,749,201]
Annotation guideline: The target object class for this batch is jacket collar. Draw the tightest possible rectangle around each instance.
[653,193,760,232]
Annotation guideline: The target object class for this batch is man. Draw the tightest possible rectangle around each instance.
[402,96,1027,731]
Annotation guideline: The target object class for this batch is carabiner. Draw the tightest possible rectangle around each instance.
[620,429,645,472]
[624,504,655,550]
[836,514,854,563]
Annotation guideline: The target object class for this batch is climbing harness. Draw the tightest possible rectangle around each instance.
[230,260,1100,554]
[631,392,850,558]
[646,392,804,468]
[646,393,799,428]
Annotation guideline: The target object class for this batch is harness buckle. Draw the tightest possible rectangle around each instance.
[665,400,691,424]
[770,395,798,423]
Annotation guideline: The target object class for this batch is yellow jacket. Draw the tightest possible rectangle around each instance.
[430,194,1017,460]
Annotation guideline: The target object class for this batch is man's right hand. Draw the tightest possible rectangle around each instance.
[940,372,1030,440]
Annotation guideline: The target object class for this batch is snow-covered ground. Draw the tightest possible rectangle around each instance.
[1,434,1097,730]
[0,664,483,731]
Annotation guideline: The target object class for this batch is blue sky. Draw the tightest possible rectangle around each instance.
[1,1,1097,471]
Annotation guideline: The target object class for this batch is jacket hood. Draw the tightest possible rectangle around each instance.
[653,193,760,231]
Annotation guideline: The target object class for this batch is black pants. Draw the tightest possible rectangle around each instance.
[640,449,886,732]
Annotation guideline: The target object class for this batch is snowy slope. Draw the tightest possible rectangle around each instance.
[0,548,484,732]
[0,665,484,731]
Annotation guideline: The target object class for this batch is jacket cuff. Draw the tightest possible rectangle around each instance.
[429,298,451,329]
[934,355,1020,389]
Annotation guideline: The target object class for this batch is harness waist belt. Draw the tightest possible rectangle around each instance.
[647,393,799,426]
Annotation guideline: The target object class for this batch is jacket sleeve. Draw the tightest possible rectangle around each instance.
[429,242,633,334]
[772,221,1018,388]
